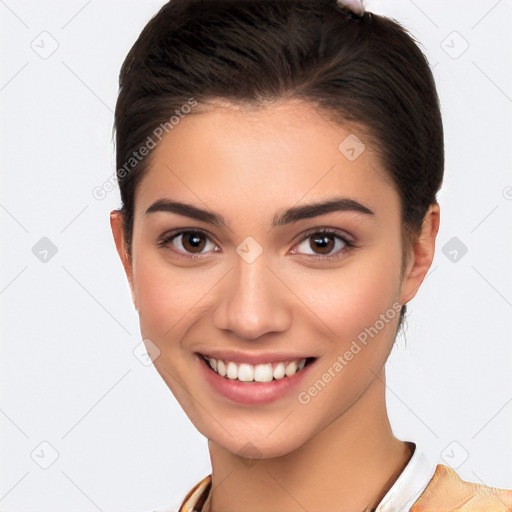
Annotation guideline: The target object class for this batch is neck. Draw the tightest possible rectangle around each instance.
[204,368,414,512]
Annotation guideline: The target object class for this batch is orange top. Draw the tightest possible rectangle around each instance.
[410,464,512,511]
[171,444,512,512]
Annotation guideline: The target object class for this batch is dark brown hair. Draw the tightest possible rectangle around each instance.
[113,0,444,335]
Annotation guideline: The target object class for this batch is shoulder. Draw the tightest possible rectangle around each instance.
[411,463,512,512]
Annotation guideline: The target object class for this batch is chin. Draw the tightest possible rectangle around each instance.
[208,426,311,460]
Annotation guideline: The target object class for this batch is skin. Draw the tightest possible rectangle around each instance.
[111,98,440,512]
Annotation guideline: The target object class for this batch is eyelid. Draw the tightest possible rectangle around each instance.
[293,226,355,246]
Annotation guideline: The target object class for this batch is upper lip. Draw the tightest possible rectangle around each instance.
[195,350,317,365]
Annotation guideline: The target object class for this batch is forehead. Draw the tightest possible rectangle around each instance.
[133,99,398,224]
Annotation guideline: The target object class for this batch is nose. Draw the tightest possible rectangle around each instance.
[212,252,293,340]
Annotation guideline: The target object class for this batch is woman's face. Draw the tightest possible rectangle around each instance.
[111,99,429,458]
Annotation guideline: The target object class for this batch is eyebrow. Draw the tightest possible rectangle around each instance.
[144,196,375,227]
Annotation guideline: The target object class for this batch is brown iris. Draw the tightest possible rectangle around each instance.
[181,232,207,253]
[310,233,335,255]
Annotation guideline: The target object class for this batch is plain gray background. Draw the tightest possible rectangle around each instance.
[1,0,511,510]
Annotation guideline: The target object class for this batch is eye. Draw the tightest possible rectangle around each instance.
[291,228,354,260]
[157,230,218,257]
[157,227,355,261]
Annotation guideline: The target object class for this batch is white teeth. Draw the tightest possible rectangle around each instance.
[285,361,298,377]
[254,363,273,383]
[217,359,226,377]
[204,356,310,382]
[273,362,285,380]
[237,363,255,382]
[226,361,238,379]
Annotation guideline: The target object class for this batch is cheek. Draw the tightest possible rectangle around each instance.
[289,248,402,343]
[132,252,207,341]
[290,250,403,418]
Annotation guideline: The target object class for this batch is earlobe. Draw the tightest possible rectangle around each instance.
[110,210,138,311]
[399,203,440,305]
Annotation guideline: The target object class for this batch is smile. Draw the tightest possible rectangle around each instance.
[199,354,316,383]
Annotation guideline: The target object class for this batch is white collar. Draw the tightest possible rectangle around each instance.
[375,442,437,512]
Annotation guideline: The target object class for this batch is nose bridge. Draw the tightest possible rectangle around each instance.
[212,240,292,339]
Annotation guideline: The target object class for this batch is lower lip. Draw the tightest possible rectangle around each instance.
[196,354,315,405]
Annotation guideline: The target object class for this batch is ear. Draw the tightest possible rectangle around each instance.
[399,202,440,305]
[110,210,138,311]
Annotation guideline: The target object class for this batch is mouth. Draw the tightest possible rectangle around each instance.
[198,353,317,383]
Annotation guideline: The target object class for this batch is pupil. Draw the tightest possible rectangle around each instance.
[184,233,205,252]
[312,234,333,254]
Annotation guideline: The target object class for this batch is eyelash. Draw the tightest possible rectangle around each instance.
[157,228,356,261]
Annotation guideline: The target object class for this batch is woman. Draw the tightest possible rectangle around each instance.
[110,0,512,510]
